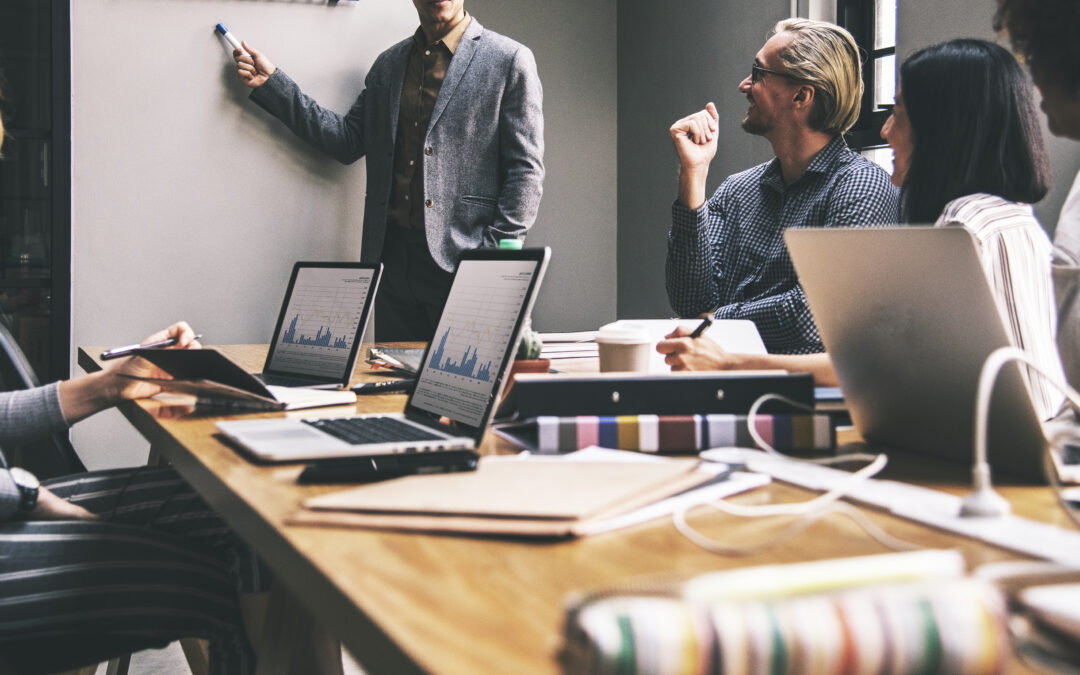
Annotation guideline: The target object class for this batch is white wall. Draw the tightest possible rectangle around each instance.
[69,0,617,467]
[70,0,414,467]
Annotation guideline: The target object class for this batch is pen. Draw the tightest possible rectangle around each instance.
[688,317,713,338]
[100,334,203,361]
[351,378,417,395]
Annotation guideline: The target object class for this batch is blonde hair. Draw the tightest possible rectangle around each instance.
[772,18,863,134]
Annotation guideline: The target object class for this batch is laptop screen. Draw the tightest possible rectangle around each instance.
[264,263,381,383]
[408,250,549,432]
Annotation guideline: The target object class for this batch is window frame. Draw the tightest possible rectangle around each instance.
[837,0,896,150]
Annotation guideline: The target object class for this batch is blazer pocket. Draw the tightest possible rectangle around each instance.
[461,195,498,208]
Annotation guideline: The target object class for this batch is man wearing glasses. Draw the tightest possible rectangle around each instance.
[666,19,899,355]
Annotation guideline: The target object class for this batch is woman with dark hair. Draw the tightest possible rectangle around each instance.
[658,38,1065,420]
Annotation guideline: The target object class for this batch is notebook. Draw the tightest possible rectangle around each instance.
[216,247,551,462]
[254,261,382,389]
[785,226,1047,479]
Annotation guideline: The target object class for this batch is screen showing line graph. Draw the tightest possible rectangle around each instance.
[411,259,538,426]
[266,266,376,379]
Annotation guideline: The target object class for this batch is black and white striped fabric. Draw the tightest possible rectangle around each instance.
[0,466,269,674]
[936,193,1066,420]
[665,135,900,354]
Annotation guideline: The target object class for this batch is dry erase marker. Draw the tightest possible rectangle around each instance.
[215,23,247,55]
[101,334,203,361]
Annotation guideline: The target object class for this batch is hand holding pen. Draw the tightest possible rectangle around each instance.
[102,331,203,360]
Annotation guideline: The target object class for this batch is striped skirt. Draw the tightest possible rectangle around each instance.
[0,466,270,674]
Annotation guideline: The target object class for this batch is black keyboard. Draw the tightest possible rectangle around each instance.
[303,416,445,445]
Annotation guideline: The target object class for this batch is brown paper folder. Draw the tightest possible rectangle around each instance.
[290,457,714,539]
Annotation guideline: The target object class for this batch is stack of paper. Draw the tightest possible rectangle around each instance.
[289,449,769,539]
[539,331,599,360]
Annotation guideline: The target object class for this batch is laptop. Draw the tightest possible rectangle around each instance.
[216,247,551,462]
[785,226,1047,479]
[254,262,382,389]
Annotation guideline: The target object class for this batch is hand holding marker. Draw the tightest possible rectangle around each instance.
[215,23,247,56]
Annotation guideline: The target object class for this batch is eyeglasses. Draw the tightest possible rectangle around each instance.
[750,62,794,84]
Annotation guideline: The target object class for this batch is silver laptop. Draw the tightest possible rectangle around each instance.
[255,262,382,389]
[216,247,551,462]
[785,226,1047,479]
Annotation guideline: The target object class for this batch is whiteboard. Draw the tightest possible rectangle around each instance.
[71,0,416,348]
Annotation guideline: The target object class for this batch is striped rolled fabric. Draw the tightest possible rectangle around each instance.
[534,414,834,454]
[561,578,1007,675]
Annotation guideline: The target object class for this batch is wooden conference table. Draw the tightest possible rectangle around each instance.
[78,343,1068,674]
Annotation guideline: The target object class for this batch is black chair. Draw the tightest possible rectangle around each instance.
[0,319,135,675]
[0,318,86,477]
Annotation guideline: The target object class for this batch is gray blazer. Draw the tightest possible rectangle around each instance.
[250,18,545,271]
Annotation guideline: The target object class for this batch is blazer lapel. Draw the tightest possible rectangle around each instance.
[428,19,484,133]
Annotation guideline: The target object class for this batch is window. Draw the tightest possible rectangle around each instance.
[837,0,897,169]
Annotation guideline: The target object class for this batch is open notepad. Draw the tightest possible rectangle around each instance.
[290,450,770,538]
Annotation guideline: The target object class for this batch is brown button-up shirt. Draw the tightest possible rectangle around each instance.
[387,16,471,232]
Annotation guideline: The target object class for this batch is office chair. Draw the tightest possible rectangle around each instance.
[0,319,136,675]
[0,318,86,477]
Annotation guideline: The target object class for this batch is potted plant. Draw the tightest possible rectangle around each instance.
[509,319,550,380]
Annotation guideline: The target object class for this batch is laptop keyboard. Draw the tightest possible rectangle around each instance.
[303,416,446,445]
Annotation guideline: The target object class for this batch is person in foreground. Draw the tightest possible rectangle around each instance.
[995,0,1080,393]
[232,0,544,342]
[0,322,273,674]
[660,38,1066,421]
[666,18,899,355]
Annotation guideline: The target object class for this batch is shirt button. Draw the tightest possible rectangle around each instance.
[425,147,434,156]
[425,199,434,208]
[414,122,418,127]
[405,195,410,200]
[409,160,415,166]
[425,50,431,56]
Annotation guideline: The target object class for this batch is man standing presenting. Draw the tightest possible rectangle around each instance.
[666,19,898,354]
[233,1,544,340]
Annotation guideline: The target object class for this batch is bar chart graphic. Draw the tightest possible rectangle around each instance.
[281,314,351,349]
[427,328,493,381]
[412,259,538,426]
[266,267,375,379]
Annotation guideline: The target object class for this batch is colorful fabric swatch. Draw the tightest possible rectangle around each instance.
[563,579,1007,675]
[533,414,834,454]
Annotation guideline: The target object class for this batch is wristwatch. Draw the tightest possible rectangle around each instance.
[9,467,39,515]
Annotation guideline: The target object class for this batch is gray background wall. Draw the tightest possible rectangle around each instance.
[67,0,1080,468]
[616,0,790,319]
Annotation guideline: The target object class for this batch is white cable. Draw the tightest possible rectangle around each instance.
[673,501,922,556]
[674,392,900,555]
[746,393,879,465]
[703,453,888,517]
[975,346,1080,527]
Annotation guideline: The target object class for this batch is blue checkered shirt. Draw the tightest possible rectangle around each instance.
[666,135,900,354]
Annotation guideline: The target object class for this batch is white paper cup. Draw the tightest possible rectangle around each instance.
[596,325,651,372]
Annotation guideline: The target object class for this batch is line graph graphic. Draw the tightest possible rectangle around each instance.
[412,259,538,426]
[266,267,375,379]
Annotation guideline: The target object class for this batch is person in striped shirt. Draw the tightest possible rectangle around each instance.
[659,38,1065,421]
